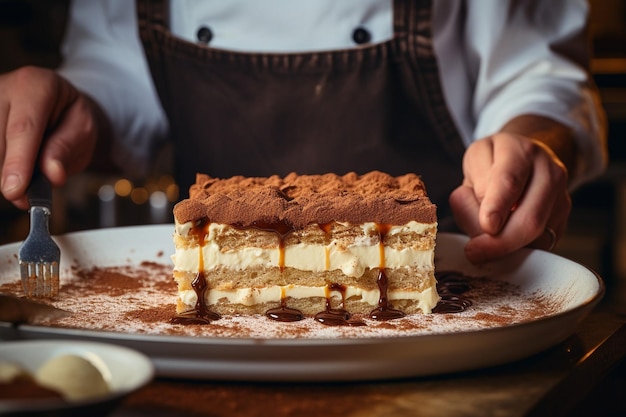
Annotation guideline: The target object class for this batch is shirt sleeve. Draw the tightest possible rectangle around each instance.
[471,0,608,188]
[436,0,608,189]
[57,0,168,178]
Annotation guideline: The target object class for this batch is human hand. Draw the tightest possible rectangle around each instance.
[449,131,571,264]
[0,66,104,209]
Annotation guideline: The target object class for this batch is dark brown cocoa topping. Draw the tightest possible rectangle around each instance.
[174,171,436,228]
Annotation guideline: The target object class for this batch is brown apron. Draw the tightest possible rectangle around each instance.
[136,0,465,230]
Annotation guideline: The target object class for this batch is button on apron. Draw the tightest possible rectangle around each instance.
[352,27,372,44]
[196,26,213,44]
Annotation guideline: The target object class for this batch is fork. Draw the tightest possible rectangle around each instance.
[18,170,60,297]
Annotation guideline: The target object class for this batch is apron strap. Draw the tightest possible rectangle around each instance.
[395,0,467,159]
[137,0,168,29]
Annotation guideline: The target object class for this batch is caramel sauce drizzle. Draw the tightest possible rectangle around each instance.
[266,286,305,322]
[320,222,332,271]
[314,283,366,326]
[368,224,405,321]
[319,222,333,235]
[242,220,294,272]
[433,271,473,313]
[171,218,472,327]
[238,220,308,322]
[170,219,221,325]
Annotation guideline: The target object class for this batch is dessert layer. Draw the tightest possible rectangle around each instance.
[173,171,436,228]
[175,287,440,316]
[173,267,440,315]
[173,221,436,277]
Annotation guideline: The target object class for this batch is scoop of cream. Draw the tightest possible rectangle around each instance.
[0,361,30,383]
[34,354,110,401]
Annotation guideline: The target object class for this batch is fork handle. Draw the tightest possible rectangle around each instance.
[27,168,52,210]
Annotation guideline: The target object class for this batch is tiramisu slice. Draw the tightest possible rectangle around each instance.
[171,171,439,325]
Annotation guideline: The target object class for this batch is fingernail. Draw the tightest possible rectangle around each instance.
[1,174,21,194]
[46,159,63,178]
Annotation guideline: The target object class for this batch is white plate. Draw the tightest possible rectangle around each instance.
[0,225,603,381]
[0,340,154,416]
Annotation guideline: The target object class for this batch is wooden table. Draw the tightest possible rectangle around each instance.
[111,302,626,417]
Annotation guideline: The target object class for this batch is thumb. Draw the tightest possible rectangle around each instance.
[449,184,483,237]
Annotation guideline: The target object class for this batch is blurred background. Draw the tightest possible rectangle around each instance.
[0,0,625,304]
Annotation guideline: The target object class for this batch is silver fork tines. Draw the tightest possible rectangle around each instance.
[20,260,60,297]
[20,262,59,297]
[18,174,61,298]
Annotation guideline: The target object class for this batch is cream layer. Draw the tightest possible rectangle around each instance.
[173,221,436,278]
[178,284,440,313]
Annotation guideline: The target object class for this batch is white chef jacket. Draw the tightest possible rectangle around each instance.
[57,0,607,187]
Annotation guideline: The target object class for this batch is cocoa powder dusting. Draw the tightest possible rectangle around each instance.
[174,171,437,228]
[125,305,176,323]
[64,267,143,297]
[0,263,558,339]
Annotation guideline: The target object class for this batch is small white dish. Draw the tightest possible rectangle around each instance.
[0,339,154,416]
